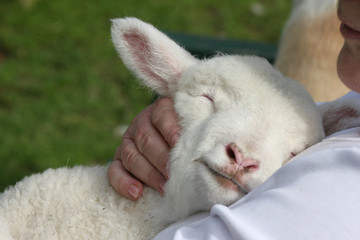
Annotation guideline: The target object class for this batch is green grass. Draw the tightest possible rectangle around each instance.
[0,0,291,191]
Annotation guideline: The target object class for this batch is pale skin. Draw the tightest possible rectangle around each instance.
[108,0,360,200]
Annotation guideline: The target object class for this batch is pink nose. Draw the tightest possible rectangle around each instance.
[225,143,259,172]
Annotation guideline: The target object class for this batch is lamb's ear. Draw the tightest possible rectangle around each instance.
[111,17,198,96]
[320,99,360,136]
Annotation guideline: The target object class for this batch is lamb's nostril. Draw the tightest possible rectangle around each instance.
[226,144,236,161]
[225,143,260,172]
[225,143,243,164]
[243,161,259,172]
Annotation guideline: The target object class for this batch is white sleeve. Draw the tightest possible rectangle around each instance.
[154,127,360,240]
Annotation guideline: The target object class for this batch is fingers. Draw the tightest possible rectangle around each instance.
[108,97,181,201]
[107,159,144,201]
[118,133,167,193]
[151,97,182,148]
[129,101,172,179]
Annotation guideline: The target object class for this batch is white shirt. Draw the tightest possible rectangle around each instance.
[154,92,360,240]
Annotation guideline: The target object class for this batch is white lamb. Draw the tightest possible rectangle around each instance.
[0,18,325,240]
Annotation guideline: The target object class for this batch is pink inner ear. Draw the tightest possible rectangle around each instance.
[123,30,168,91]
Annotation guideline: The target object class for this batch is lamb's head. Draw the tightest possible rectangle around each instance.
[111,17,325,219]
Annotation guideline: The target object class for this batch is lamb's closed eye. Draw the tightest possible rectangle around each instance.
[201,94,214,103]
[201,94,216,111]
[201,94,216,112]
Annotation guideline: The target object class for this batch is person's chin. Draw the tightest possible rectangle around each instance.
[337,43,360,93]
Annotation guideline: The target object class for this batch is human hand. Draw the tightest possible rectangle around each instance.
[108,97,181,200]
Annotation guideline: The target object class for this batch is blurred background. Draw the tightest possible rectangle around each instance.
[0,0,291,191]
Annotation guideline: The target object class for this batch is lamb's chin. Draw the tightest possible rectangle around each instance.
[197,158,248,195]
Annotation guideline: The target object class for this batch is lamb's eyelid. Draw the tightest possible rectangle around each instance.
[201,94,217,112]
[202,94,214,102]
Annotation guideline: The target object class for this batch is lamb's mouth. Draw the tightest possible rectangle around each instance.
[197,159,248,195]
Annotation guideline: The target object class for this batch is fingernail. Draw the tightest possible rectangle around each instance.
[128,185,139,199]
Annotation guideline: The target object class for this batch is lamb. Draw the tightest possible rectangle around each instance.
[0,17,325,240]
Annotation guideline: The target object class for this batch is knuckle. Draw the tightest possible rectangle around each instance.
[158,151,169,168]
[151,102,180,146]
[119,143,138,172]
[151,103,173,127]
[107,162,126,195]
[163,124,180,141]
[128,107,151,132]
[146,168,160,187]
[135,130,153,154]
[114,144,124,160]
